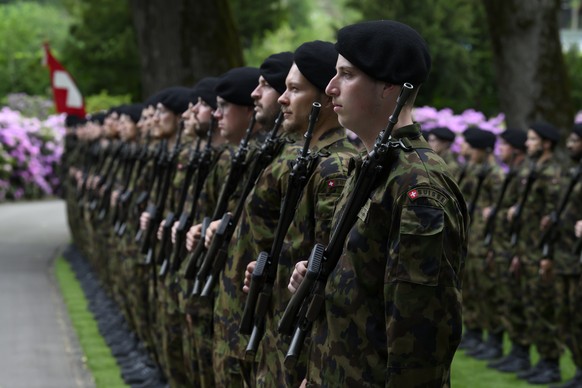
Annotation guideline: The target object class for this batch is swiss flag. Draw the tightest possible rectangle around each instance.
[43,42,86,117]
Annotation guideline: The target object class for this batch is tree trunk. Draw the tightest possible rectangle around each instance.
[482,0,574,132]
[129,0,244,99]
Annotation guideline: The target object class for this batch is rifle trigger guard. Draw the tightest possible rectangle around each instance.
[387,138,411,151]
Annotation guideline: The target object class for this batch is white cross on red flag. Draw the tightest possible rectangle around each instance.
[42,42,86,117]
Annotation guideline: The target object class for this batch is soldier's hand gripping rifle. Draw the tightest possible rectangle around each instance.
[277,84,414,368]
[509,158,538,247]
[483,156,518,247]
[540,158,582,258]
[195,112,285,298]
[141,127,183,264]
[116,133,153,236]
[184,113,257,290]
[134,139,167,243]
[97,142,130,221]
[240,103,321,360]
[159,118,216,278]
[89,141,123,212]
[467,161,490,226]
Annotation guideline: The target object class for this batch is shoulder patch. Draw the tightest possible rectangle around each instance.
[407,188,449,205]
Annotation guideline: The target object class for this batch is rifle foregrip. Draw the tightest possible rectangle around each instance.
[240,252,269,334]
[278,243,324,335]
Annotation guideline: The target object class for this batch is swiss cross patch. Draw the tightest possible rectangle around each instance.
[328,180,335,187]
[407,189,418,200]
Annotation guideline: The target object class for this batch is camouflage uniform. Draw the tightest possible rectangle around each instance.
[440,150,461,179]
[511,157,561,360]
[212,132,302,387]
[459,162,504,335]
[551,163,582,370]
[490,159,528,347]
[306,123,469,387]
[254,127,357,388]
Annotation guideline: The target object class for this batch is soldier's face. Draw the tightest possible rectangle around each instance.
[103,112,119,138]
[525,129,543,157]
[182,102,197,136]
[193,98,213,136]
[428,134,449,155]
[251,75,281,127]
[498,139,514,164]
[278,64,320,134]
[213,96,252,144]
[119,114,137,141]
[566,132,582,160]
[326,55,387,137]
[152,103,178,139]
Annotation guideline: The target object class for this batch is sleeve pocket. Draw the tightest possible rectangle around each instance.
[393,205,444,286]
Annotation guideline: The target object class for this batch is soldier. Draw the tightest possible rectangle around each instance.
[241,41,359,387]
[287,20,469,387]
[456,128,505,361]
[184,67,261,388]
[484,129,530,371]
[427,126,461,177]
[505,121,562,384]
[545,123,582,388]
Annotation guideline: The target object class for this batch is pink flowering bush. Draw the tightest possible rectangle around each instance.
[413,106,506,155]
[0,107,65,201]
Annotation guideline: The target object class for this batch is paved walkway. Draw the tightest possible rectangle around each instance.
[0,200,94,388]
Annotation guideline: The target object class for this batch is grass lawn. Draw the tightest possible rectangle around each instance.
[55,252,577,387]
[54,256,128,388]
[452,335,577,387]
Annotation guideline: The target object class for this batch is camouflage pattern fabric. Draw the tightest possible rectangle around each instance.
[255,127,357,388]
[306,123,469,387]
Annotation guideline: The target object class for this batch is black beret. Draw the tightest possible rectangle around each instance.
[119,103,144,124]
[88,112,107,125]
[65,114,86,128]
[529,121,560,143]
[215,67,260,107]
[260,52,294,95]
[294,40,338,92]
[572,123,582,138]
[193,76,220,110]
[500,128,527,151]
[429,126,455,142]
[156,86,197,115]
[335,20,431,86]
[464,127,496,150]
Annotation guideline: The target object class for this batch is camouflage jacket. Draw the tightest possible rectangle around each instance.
[306,123,469,388]
[255,127,358,386]
[440,149,461,179]
[550,160,582,274]
[509,156,561,263]
[489,159,526,260]
[459,160,504,260]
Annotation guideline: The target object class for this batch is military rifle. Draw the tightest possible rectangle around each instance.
[539,158,582,258]
[467,161,490,226]
[483,155,518,247]
[184,113,256,290]
[159,119,216,278]
[97,142,130,221]
[508,158,538,247]
[196,112,285,298]
[277,84,414,367]
[134,139,167,243]
[240,103,320,360]
[141,127,183,264]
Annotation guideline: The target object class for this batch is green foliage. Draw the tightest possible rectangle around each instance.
[55,256,128,387]
[564,47,582,111]
[228,0,289,48]
[60,0,141,101]
[243,0,362,66]
[85,90,132,114]
[0,1,72,97]
[344,0,498,115]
